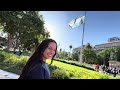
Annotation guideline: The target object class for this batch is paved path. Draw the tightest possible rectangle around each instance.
[0,69,20,79]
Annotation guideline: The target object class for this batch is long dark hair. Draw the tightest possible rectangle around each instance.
[19,39,57,78]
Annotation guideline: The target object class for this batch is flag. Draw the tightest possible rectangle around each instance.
[69,16,85,28]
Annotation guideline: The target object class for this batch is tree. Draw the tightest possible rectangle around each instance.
[0,11,50,52]
[69,45,72,56]
[86,43,92,49]
[114,47,120,61]
[82,43,97,64]
[60,48,62,52]
[69,45,72,52]
[97,48,114,66]
[72,52,79,61]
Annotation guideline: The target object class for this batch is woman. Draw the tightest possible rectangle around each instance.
[18,39,57,79]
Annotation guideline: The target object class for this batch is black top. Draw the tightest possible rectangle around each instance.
[19,60,50,79]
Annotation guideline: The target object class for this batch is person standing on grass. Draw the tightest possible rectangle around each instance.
[18,39,57,79]
[112,67,118,77]
[95,64,99,72]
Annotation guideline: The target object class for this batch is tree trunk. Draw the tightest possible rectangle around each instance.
[6,33,10,52]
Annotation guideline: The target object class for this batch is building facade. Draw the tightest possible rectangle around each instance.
[73,37,120,54]
[94,37,120,51]
[72,45,85,55]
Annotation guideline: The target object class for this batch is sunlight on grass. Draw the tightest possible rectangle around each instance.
[47,59,118,79]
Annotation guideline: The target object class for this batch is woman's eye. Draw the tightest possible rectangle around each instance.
[48,47,52,50]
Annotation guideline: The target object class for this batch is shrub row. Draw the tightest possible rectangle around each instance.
[53,58,95,71]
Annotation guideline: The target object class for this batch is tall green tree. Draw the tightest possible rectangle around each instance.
[0,11,50,51]
[69,45,72,56]
[82,43,97,64]
[69,45,72,52]
[97,48,114,66]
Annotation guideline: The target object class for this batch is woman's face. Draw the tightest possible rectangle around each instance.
[43,42,57,61]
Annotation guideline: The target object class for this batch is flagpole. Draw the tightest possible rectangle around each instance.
[79,11,86,64]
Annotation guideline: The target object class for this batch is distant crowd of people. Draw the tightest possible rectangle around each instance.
[14,50,23,56]
[95,64,120,77]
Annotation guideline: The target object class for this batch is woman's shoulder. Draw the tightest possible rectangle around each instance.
[34,61,45,69]
[31,60,48,72]
[29,62,45,74]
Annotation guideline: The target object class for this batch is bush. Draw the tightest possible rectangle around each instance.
[49,65,70,79]
[16,56,28,69]
[51,68,70,79]
[0,52,5,62]
[0,51,9,61]
[0,50,29,74]
[49,65,58,73]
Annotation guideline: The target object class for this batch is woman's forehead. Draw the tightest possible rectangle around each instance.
[47,42,57,49]
[48,42,56,46]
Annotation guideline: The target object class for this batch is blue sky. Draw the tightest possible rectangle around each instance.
[40,11,120,52]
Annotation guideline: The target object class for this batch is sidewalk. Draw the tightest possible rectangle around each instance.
[0,69,20,79]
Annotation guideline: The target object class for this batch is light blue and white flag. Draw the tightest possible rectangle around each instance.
[69,16,85,28]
